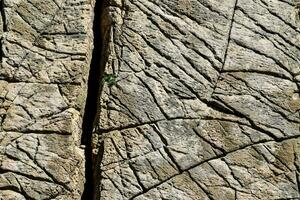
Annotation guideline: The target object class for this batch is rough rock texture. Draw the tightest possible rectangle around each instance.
[94,0,300,199]
[0,0,95,199]
[1,0,300,199]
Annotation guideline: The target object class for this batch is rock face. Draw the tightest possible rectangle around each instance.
[0,0,300,199]
[94,0,300,199]
[0,0,95,199]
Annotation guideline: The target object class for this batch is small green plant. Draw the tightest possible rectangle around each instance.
[103,74,117,87]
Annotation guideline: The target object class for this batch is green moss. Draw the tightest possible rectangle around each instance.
[103,74,117,87]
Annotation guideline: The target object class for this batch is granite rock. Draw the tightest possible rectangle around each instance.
[1,0,300,199]
[93,0,300,199]
[0,0,94,199]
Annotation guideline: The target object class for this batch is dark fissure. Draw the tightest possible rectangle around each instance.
[0,0,7,62]
[0,0,7,32]
[81,0,105,199]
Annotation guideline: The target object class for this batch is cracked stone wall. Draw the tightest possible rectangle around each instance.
[0,0,300,200]
[0,0,95,199]
[94,0,300,199]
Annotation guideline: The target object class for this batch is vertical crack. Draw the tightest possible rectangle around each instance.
[0,0,7,62]
[209,0,238,95]
[0,0,6,32]
[81,0,106,199]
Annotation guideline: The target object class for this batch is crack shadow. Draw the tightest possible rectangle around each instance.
[81,0,106,199]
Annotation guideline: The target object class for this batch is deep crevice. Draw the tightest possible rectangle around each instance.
[81,0,106,199]
[0,0,7,32]
[0,0,7,63]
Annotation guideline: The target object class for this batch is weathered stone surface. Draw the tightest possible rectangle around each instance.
[0,0,94,199]
[1,0,300,199]
[93,0,300,199]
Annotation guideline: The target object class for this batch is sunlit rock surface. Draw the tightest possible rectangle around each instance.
[0,0,300,199]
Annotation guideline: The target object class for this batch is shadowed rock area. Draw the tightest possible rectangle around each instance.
[0,0,300,199]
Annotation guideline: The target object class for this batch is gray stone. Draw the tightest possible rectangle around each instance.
[93,0,300,199]
[1,0,300,199]
[0,0,94,199]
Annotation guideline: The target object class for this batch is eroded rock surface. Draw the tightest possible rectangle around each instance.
[0,0,300,199]
[94,0,300,199]
[0,0,94,199]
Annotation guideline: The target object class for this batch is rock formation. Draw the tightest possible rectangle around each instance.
[0,0,300,199]
[0,0,94,199]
